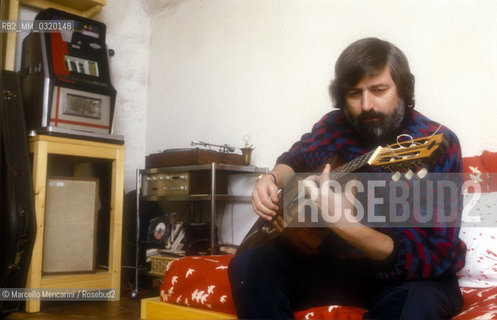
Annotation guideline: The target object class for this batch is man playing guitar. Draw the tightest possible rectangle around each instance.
[228,38,466,319]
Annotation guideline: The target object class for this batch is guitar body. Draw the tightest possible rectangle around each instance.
[236,155,344,257]
[236,133,447,257]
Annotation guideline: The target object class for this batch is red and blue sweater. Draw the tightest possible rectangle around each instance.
[276,109,466,281]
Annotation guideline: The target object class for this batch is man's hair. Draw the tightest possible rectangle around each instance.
[330,38,415,110]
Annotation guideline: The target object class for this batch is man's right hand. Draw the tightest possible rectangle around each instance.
[251,173,280,221]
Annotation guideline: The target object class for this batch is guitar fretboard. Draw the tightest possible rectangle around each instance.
[328,150,375,181]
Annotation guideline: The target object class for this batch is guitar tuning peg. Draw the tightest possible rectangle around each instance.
[392,171,401,182]
[405,169,414,180]
[417,167,428,179]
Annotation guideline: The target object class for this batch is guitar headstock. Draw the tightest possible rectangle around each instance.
[368,133,446,176]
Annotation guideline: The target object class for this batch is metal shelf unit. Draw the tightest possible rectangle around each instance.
[131,162,267,297]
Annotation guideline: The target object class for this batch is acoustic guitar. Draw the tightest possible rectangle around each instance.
[236,133,447,257]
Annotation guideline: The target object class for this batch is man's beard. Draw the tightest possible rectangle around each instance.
[344,99,406,143]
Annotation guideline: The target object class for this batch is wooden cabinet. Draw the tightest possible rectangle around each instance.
[25,135,124,313]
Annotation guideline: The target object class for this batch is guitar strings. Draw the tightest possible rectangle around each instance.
[329,151,374,181]
[382,124,443,159]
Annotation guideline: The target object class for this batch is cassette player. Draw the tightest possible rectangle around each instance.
[141,169,228,201]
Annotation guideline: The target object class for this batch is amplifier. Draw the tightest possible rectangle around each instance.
[141,170,227,201]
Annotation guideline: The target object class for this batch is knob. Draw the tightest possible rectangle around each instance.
[392,172,401,182]
[405,169,414,180]
[417,168,428,179]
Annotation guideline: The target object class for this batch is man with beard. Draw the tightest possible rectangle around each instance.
[228,38,466,319]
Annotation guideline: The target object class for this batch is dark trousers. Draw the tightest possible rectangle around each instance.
[228,246,463,320]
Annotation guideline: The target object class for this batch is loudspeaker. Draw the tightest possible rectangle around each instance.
[42,177,98,274]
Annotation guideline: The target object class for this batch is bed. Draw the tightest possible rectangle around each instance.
[141,151,497,320]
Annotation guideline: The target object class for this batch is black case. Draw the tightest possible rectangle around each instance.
[0,70,36,315]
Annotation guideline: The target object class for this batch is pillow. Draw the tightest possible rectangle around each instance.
[159,255,236,314]
[458,152,497,288]
[463,153,490,193]
[463,150,497,193]
[481,151,497,192]
[458,197,497,287]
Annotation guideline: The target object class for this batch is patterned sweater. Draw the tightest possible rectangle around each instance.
[276,109,466,280]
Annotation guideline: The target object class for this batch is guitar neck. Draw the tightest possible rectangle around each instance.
[329,147,380,180]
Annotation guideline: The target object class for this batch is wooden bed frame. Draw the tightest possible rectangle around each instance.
[140,297,237,319]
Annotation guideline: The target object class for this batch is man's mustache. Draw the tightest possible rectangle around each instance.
[357,110,385,123]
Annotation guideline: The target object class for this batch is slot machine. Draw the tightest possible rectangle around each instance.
[21,8,123,143]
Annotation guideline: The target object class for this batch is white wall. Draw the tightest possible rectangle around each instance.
[96,0,151,193]
[147,0,497,164]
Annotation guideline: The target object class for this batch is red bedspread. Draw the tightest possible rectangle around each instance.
[159,255,497,319]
